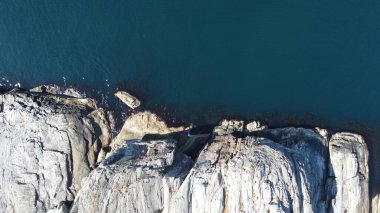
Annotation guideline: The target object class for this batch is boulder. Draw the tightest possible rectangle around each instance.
[114,91,141,109]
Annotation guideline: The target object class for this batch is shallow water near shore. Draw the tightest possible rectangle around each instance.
[0,0,380,204]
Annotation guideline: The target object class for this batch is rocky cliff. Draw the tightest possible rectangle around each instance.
[0,89,373,212]
[0,89,111,212]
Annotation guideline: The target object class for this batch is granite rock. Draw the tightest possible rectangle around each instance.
[328,132,369,213]
[0,90,110,212]
[171,122,330,213]
[0,89,371,212]
[70,140,192,213]
[71,119,369,213]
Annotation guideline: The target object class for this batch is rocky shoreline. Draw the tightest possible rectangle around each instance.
[0,86,376,212]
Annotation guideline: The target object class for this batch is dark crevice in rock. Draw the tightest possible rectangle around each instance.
[66,134,74,190]
[142,128,211,162]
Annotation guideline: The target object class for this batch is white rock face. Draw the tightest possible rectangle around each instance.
[0,89,371,212]
[0,90,110,212]
[171,124,330,213]
[70,140,192,213]
[328,133,369,213]
[71,119,369,213]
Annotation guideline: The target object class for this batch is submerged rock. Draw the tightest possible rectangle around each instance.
[114,90,141,109]
[0,90,111,212]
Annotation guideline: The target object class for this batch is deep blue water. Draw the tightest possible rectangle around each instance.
[0,0,380,200]
[0,0,379,126]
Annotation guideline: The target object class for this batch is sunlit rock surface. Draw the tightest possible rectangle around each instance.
[171,123,330,213]
[0,89,110,212]
[72,119,369,213]
[373,194,380,213]
[0,89,371,212]
[70,140,192,213]
[110,111,187,152]
[114,90,141,109]
[328,133,369,213]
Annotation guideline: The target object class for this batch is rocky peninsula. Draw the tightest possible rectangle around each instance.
[0,86,376,212]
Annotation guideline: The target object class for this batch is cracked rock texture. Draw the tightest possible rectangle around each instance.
[170,122,369,213]
[71,119,369,213]
[70,140,192,213]
[171,122,330,213]
[328,133,369,213]
[0,90,110,212]
[0,89,372,213]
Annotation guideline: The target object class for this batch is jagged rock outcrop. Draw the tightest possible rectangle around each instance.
[110,111,187,153]
[0,88,371,212]
[170,121,369,213]
[30,85,85,98]
[71,119,369,213]
[70,140,192,213]
[171,121,330,213]
[328,133,369,213]
[0,89,111,212]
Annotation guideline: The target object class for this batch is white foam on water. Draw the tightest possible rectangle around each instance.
[0,77,13,89]
[62,76,67,86]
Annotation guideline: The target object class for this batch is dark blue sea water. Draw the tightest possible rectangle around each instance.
[0,0,380,196]
[1,0,379,126]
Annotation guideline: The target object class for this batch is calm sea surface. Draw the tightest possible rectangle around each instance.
[0,0,379,125]
[0,0,380,196]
